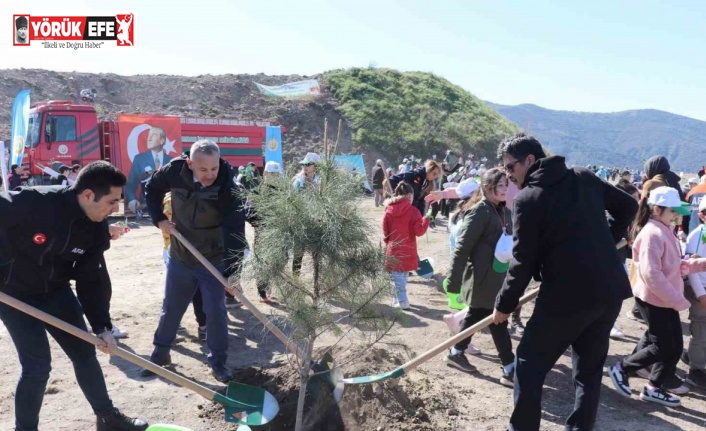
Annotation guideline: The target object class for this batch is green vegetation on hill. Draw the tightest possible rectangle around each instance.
[325,68,518,161]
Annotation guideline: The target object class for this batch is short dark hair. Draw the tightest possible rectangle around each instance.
[497,132,546,162]
[74,161,126,201]
[10,164,18,171]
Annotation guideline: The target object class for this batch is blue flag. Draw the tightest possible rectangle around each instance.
[9,89,31,168]
[264,126,283,169]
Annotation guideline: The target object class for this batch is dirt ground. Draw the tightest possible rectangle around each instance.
[1,197,705,430]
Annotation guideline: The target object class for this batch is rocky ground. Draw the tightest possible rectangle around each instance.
[1,197,705,430]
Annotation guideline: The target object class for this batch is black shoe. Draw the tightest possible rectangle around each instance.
[211,364,235,383]
[444,349,477,373]
[682,351,690,366]
[198,326,207,342]
[511,321,525,335]
[138,353,171,378]
[177,325,187,334]
[225,297,243,309]
[97,408,148,431]
[686,368,706,389]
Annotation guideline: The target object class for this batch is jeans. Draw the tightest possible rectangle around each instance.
[621,298,683,387]
[153,257,228,368]
[687,283,706,370]
[391,271,408,303]
[0,288,114,431]
[164,251,206,327]
[454,307,514,366]
[509,301,621,431]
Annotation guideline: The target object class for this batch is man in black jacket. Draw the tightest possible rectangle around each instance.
[140,140,247,383]
[371,159,386,207]
[0,161,148,431]
[492,133,638,431]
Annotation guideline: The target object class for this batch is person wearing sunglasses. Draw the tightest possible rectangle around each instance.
[492,132,638,431]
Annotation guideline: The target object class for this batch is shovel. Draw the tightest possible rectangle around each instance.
[342,238,630,385]
[170,228,345,401]
[0,291,279,427]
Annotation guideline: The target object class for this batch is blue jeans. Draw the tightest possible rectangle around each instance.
[0,288,114,431]
[152,257,228,368]
[391,271,408,303]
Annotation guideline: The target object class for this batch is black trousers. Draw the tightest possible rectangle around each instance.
[509,301,621,431]
[621,298,683,387]
[454,307,514,366]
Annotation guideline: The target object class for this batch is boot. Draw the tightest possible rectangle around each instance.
[138,349,171,378]
[96,408,148,431]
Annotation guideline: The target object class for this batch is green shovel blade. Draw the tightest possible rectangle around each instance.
[147,425,193,431]
[341,367,405,384]
[223,381,280,426]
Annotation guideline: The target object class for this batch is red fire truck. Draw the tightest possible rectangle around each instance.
[21,99,282,184]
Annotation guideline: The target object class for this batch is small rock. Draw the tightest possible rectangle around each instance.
[448,408,459,416]
[197,404,204,410]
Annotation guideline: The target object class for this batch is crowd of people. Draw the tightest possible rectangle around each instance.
[1,132,706,431]
[372,135,706,430]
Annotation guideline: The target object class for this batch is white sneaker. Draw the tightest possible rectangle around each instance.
[466,342,481,355]
[392,299,410,310]
[610,325,625,340]
[111,324,128,339]
[640,385,680,407]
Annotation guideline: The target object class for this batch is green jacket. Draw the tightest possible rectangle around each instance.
[447,199,513,309]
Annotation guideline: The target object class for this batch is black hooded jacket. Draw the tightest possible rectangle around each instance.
[145,156,247,276]
[644,156,685,200]
[495,156,638,315]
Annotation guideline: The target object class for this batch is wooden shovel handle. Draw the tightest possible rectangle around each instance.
[401,238,629,374]
[0,291,218,402]
[169,228,307,360]
[401,288,539,374]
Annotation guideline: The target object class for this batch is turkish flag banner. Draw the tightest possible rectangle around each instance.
[117,114,182,209]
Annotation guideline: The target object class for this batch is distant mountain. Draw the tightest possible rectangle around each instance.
[485,102,705,172]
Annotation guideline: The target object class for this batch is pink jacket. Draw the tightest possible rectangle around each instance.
[632,219,691,311]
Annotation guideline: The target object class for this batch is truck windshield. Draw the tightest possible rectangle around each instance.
[27,112,41,148]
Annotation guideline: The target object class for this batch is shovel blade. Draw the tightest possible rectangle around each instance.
[224,381,279,426]
[341,367,405,385]
[147,425,193,431]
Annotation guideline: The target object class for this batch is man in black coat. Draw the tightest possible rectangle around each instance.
[492,133,638,431]
[0,161,148,431]
[371,159,386,207]
[140,140,247,383]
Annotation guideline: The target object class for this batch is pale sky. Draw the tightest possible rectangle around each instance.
[2,0,706,120]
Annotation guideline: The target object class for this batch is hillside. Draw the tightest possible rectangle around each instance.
[326,68,518,161]
[486,102,705,171]
[0,68,517,167]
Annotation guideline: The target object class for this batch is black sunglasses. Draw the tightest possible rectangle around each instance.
[505,155,527,173]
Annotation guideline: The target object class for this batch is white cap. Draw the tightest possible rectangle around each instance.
[443,177,480,199]
[647,186,689,215]
[700,198,706,212]
[264,161,281,173]
[144,166,153,172]
[689,177,699,184]
[299,152,322,165]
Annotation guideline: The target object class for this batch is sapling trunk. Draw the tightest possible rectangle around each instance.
[294,338,315,431]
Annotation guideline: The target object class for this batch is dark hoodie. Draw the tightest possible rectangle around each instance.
[643,155,690,232]
[644,156,685,200]
[495,156,638,315]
